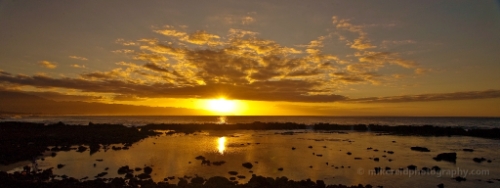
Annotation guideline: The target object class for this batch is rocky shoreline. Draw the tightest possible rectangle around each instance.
[0,170,377,188]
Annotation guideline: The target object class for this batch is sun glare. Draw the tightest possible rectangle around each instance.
[206,98,236,113]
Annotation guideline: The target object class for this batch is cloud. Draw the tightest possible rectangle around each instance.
[0,17,432,103]
[71,64,86,69]
[37,61,57,69]
[24,91,103,102]
[347,89,500,103]
[69,56,88,61]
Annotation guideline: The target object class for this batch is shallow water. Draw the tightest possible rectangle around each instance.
[5,130,500,187]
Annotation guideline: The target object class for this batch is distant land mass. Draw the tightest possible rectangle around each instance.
[0,90,207,115]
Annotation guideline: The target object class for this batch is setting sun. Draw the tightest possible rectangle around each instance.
[206,98,237,113]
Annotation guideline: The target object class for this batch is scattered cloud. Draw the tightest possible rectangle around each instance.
[37,61,57,69]
[0,17,434,103]
[71,64,86,69]
[69,56,88,61]
[347,89,500,103]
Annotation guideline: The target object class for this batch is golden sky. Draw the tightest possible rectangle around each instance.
[0,0,499,116]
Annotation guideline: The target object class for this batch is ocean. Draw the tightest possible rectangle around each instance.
[1,116,499,128]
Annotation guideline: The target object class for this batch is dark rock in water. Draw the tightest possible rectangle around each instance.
[212,161,226,166]
[237,175,246,179]
[51,152,57,157]
[191,176,204,184]
[454,176,466,182]
[316,180,326,188]
[433,153,457,163]
[278,167,284,171]
[105,167,109,171]
[463,149,474,152]
[374,167,381,174]
[95,172,108,178]
[473,157,486,163]
[205,176,234,187]
[347,152,352,155]
[385,167,391,171]
[411,146,430,152]
[292,147,296,150]
[421,167,430,172]
[96,159,103,162]
[135,167,142,171]
[308,146,313,148]
[367,147,373,150]
[374,158,379,162]
[117,166,131,174]
[143,166,153,175]
[228,171,238,175]
[125,173,134,179]
[387,151,394,154]
[168,176,176,180]
[437,183,444,188]
[57,164,65,169]
[77,146,88,152]
[310,166,313,168]
[137,173,151,179]
[242,162,253,169]
[229,177,236,181]
[354,157,362,160]
[432,166,441,172]
[195,155,206,160]
[407,165,417,170]
[316,154,323,157]
[373,149,379,152]
[487,160,492,163]
[178,178,188,187]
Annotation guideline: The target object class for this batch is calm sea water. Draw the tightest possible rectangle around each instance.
[1,116,499,128]
[4,130,500,188]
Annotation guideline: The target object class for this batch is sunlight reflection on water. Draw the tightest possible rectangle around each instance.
[218,137,226,154]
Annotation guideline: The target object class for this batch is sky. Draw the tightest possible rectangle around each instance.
[0,0,499,116]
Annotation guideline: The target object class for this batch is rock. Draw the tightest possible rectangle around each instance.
[95,172,108,178]
[316,154,323,157]
[373,149,379,152]
[125,173,134,179]
[118,166,131,174]
[137,173,151,179]
[433,153,457,163]
[143,166,153,174]
[292,147,296,150]
[228,171,238,175]
[57,164,65,169]
[135,167,142,171]
[454,176,466,182]
[168,176,175,180]
[205,176,234,187]
[407,165,417,170]
[195,155,206,160]
[437,183,444,188]
[242,162,253,169]
[178,178,188,187]
[387,151,394,154]
[367,147,373,150]
[463,149,474,152]
[432,166,441,172]
[237,175,246,179]
[354,157,362,160]
[212,161,226,166]
[308,146,313,148]
[191,176,204,184]
[374,158,379,162]
[278,167,283,171]
[229,177,236,181]
[411,146,430,152]
[77,146,88,152]
[473,157,486,163]
[347,152,352,155]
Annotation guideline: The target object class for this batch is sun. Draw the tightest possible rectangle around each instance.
[206,98,237,113]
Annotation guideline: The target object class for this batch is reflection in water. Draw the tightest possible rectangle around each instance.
[217,137,226,154]
[217,116,227,124]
